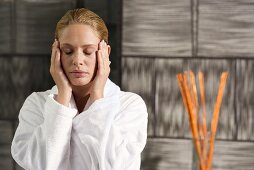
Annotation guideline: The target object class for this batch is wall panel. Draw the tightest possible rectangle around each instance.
[0,0,12,54]
[0,56,53,120]
[0,145,13,170]
[122,57,155,136]
[16,0,75,54]
[84,0,108,22]
[212,140,254,170]
[198,0,254,57]
[141,138,193,170]
[186,59,236,140]
[236,60,254,140]
[0,120,14,170]
[123,0,192,57]
[155,59,191,137]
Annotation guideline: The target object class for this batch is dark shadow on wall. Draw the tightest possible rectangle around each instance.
[141,144,162,170]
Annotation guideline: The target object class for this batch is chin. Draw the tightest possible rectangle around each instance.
[70,78,92,86]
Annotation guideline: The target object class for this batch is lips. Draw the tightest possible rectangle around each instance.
[70,70,88,78]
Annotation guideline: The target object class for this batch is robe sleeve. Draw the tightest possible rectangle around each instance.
[11,92,77,170]
[72,92,148,170]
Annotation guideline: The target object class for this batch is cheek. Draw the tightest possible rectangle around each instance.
[60,56,69,70]
[88,54,97,68]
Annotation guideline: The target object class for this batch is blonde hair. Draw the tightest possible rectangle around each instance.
[55,8,108,43]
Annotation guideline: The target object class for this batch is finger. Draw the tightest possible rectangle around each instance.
[104,41,108,58]
[55,47,61,72]
[54,41,60,71]
[102,40,106,56]
[104,44,110,66]
[102,40,107,58]
[107,45,110,58]
[99,40,109,70]
[101,41,107,67]
[102,41,110,73]
[102,41,109,63]
[50,40,57,72]
[100,49,105,70]
[97,50,104,73]
[99,40,103,51]
[101,40,106,55]
[51,40,56,63]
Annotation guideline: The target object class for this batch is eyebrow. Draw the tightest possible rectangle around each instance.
[61,43,97,48]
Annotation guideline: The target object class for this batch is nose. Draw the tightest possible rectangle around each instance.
[72,51,84,66]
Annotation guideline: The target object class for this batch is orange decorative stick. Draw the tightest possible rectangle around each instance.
[177,71,228,170]
[206,72,228,170]
[198,72,207,160]
[176,74,189,114]
[177,74,196,144]
[190,71,199,112]
[182,73,206,170]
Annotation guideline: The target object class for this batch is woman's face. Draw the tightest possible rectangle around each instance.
[58,24,100,86]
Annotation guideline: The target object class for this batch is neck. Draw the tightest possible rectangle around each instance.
[71,83,91,113]
[72,84,91,99]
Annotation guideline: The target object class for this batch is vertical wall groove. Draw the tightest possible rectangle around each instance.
[191,0,199,57]
[154,60,158,137]
[234,59,238,140]
[11,0,16,53]
[196,0,199,56]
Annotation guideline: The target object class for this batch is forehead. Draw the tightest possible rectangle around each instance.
[59,24,100,46]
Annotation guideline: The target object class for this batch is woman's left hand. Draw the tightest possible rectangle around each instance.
[89,40,111,103]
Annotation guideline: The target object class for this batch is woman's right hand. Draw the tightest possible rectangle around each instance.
[50,39,72,106]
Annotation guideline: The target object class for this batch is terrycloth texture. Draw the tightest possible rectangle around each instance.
[11,79,148,170]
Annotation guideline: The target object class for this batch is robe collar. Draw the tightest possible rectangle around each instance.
[50,78,120,112]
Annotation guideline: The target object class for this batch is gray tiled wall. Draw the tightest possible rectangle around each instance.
[0,0,12,54]
[122,0,254,169]
[122,0,192,57]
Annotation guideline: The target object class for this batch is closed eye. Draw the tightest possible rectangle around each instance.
[64,51,73,55]
[84,52,92,55]
[60,47,73,55]
[84,49,96,55]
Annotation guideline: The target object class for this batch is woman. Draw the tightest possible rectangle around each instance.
[11,8,148,170]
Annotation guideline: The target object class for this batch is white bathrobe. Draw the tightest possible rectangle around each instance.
[11,79,148,170]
